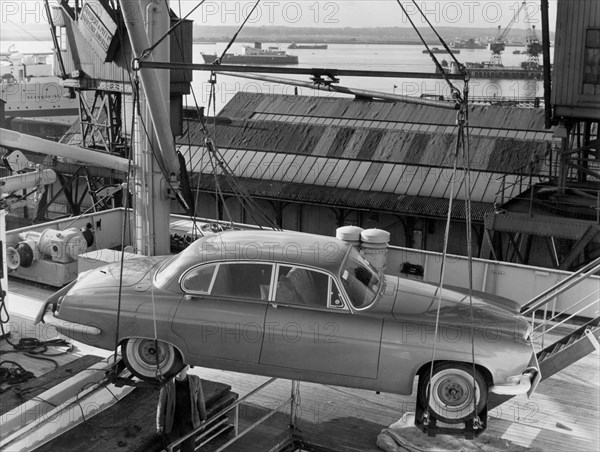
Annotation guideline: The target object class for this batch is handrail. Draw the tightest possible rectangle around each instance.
[165,378,298,452]
[521,256,600,315]
[532,291,599,337]
[532,290,599,332]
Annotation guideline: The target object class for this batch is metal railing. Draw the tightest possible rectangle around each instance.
[166,378,299,452]
[520,256,600,349]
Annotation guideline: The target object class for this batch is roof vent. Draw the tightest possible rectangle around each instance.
[336,226,364,247]
[360,228,390,272]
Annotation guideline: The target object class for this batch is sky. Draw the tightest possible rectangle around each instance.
[0,0,557,31]
[176,0,558,30]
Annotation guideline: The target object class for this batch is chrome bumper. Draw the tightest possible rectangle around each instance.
[490,367,538,396]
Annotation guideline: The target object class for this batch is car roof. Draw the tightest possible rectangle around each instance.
[176,229,351,273]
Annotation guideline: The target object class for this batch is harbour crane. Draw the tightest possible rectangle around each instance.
[488,1,528,67]
[524,19,543,68]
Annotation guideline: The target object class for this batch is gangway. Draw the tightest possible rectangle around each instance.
[488,256,600,409]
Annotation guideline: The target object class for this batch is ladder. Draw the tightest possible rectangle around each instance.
[488,257,600,410]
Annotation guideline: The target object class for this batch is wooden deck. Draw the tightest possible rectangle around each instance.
[2,277,599,452]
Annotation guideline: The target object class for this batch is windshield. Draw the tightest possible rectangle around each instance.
[340,249,381,309]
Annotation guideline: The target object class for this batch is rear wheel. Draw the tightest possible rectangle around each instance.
[122,338,183,381]
[419,362,488,424]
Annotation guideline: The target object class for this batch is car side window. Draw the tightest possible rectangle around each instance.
[329,281,346,309]
[181,264,217,294]
[275,265,329,307]
[211,263,274,300]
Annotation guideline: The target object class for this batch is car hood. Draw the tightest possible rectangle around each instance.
[390,276,523,325]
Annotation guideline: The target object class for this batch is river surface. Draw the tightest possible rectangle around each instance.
[3,40,550,113]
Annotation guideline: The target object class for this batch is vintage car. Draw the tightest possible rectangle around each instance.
[36,230,537,425]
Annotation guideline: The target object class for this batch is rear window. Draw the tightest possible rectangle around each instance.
[182,262,273,300]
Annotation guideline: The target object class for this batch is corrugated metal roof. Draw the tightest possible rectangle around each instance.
[221,92,551,130]
[193,175,493,222]
[185,93,554,178]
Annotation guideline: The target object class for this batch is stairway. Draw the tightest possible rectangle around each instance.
[488,316,599,411]
[536,316,600,380]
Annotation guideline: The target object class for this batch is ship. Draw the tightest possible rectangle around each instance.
[288,43,328,50]
[450,38,487,49]
[439,60,544,80]
[201,42,298,65]
[1,46,78,117]
[423,47,460,54]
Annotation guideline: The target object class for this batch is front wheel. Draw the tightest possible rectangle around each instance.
[419,362,488,424]
[122,338,183,381]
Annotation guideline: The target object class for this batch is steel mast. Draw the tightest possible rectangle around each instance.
[119,0,178,256]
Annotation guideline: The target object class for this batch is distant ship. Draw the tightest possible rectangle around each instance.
[439,60,544,80]
[450,38,487,49]
[1,46,78,117]
[288,43,328,50]
[201,42,298,65]
[423,47,460,54]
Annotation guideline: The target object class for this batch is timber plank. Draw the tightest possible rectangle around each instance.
[34,379,236,452]
[0,354,103,416]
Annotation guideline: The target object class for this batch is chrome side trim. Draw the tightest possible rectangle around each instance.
[42,311,102,336]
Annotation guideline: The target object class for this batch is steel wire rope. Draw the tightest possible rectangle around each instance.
[205,74,229,225]
[111,8,137,372]
[424,111,461,420]
[202,73,281,230]
[213,0,262,66]
[459,81,482,428]
[207,137,281,230]
[185,0,281,231]
[134,85,165,379]
[137,0,207,63]
[394,0,466,104]
[393,0,480,428]
[165,0,204,239]
[174,0,204,239]
[206,76,281,230]
[409,0,464,69]
[206,137,235,226]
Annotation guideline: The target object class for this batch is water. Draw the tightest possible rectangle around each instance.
[2,40,549,114]
[191,41,549,113]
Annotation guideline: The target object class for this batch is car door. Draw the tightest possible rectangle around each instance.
[259,264,383,379]
[172,261,273,363]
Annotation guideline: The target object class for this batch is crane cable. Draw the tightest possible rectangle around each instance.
[137,0,207,62]
[111,8,137,372]
[394,0,468,103]
[213,0,262,66]
[394,0,480,429]
[460,81,481,429]
[197,0,281,231]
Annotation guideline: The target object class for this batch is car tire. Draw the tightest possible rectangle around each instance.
[122,338,183,381]
[419,362,488,424]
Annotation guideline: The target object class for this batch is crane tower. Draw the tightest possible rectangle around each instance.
[488,1,527,67]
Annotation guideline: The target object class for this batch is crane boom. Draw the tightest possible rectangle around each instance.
[0,128,130,172]
[488,1,528,66]
[499,1,527,41]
